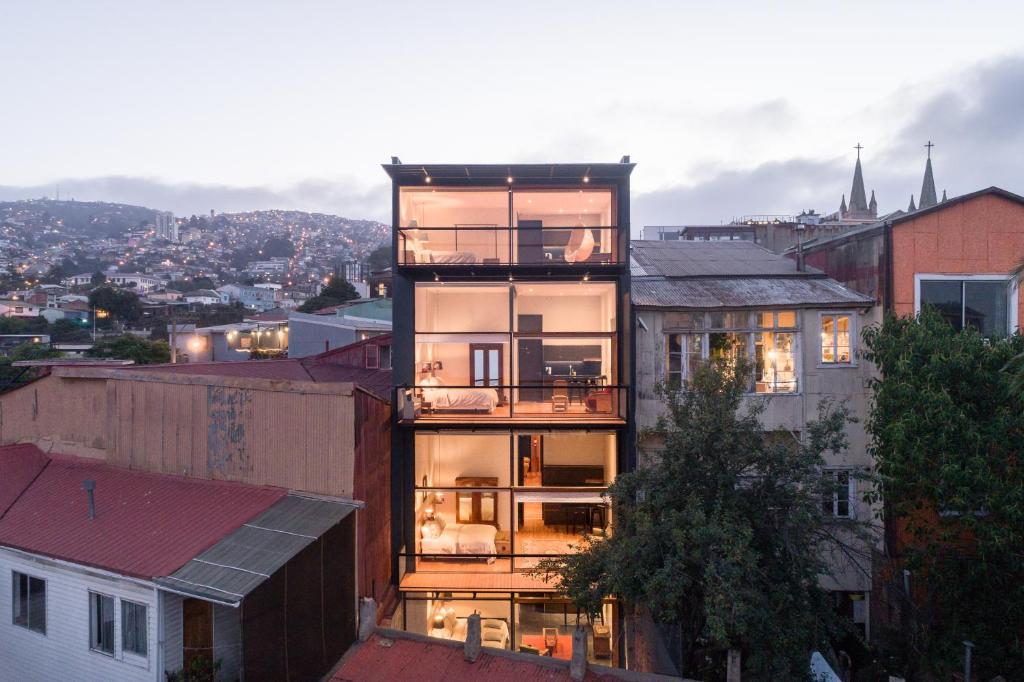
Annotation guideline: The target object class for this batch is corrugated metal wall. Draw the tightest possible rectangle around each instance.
[0,371,359,499]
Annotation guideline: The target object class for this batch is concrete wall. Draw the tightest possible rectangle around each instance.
[634,306,876,592]
[0,369,358,498]
[0,548,161,682]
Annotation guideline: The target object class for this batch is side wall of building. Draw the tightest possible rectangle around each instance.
[890,193,1024,325]
[0,549,160,682]
[353,390,393,607]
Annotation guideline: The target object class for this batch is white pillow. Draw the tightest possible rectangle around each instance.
[421,376,442,387]
[483,629,505,643]
[422,519,442,539]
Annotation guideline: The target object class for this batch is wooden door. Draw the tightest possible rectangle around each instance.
[182,598,214,674]
[456,491,498,526]
[470,344,503,387]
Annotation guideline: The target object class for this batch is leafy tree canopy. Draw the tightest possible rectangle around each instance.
[366,245,391,272]
[85,335,170,365]
[260,236,294,258]
[91,271,107,286]
[297,276,358,313]
[537,360,862,680]
[88,286,143,325]
[863,309,1024,679]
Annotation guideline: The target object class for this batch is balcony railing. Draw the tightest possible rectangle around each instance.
[398,226,620,267]
[396,384,627,423]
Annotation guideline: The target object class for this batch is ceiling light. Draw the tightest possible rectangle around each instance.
[425,176,432,184]
[506,176,514,184]
[583,176,590,183]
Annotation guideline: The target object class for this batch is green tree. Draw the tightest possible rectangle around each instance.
[297,275,359,313]
[366,245,391,272]
[863,309,1024,679]
[90,271,107,286]
[49,318,92,342]
[85,335,170,365]
[536,360,861,680]
[0,342,62,391]
[88,286,143,327]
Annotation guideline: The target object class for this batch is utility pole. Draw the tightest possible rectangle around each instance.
[170,307,177,364]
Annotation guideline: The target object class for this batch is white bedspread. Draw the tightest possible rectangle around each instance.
[426,250,477,264]
[422,386,499,412]
[421,523,497,555]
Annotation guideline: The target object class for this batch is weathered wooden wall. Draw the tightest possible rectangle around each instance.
[0,368,362,499]
[352,389,392,605]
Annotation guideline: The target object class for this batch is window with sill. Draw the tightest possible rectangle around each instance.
[12,571,45,634]
[89,592,115,655]
[664,310,798,393]
[121,600,147,657]
[820,314,853,365]
[822,469,855,519]
[918,277,1011,337]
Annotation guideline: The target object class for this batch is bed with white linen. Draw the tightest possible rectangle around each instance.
[421,383,499,413]
[404,235,478,264]
[432,611,510,649]
[421,518,498,557]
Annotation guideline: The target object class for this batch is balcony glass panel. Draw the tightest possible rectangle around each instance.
[512,190,615,265]
[514,282,616,333]
[406,595,513,649]
[515,432,616,487]
[415,284,509,333]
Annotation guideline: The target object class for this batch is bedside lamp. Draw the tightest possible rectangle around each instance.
[432,360,443,372]
[424,506,435,520]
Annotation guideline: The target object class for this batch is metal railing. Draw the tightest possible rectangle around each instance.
[397,226,620,266]
[396,384,627,422]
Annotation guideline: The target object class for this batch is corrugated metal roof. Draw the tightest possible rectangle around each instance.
[631,239,815,277]
[0,444,49,516]
[632,276,873,309]
[155,493,356,604]
[330,631,666,682]
[0,445,285,579]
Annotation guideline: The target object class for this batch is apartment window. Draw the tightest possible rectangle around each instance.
[918,277,1011,337]
[666,311,798,393]
[89,592,115,655]
[365,344,380,369]
[380,344,392,370]
[11,571,45,634]
[121,600,147,657]
[822,470,855,519]
[820,313,853,365]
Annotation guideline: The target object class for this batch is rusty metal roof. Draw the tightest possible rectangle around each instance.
[632,276,873,309]
[631,239,815,277]
[330,630,667,682]
[0,445,286,579]
[155,493,356,605]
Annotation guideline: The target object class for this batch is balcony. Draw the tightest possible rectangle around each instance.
[398,225,620,267]
[396,384,627,425]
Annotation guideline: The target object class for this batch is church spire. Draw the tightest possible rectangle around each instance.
[908,194,917,212]
[849,143,869,214]
[869,190,877,214]
[919,141,938,209]
[942,189,947,202]
[840,193,848,215]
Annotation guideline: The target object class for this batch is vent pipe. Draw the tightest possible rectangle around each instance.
[82,479,96,520]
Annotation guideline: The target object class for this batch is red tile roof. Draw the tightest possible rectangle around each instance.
[0,445,285,579]
[330,631,659,682]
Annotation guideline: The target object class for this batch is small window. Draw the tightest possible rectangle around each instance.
[665,333,702,385]
[379,345,392,370]
[822,470,855,519]
[121,600,147,657]
[89,592,115,655]
[365,344,380,369]
[820,314,853,365]
[12,571,46,634]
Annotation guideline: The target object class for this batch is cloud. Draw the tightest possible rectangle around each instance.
[633,54,1024,232]
[0,176,391,222]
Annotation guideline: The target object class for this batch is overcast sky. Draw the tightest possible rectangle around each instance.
[2,1,1022,230]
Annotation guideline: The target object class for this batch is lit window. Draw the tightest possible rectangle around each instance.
[89,592,115,655]
[12,571,45,634]
[121,600,147,657]
[821,470,855,519]
[820,314,853,365]
[380,345,392,370]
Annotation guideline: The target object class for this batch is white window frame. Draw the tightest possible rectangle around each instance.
[913,274,1018,335]
[120,598,149,661]
[817,311,857,368]
[822,468,856,520]
[88,591,116,657]
[11,570,46,636]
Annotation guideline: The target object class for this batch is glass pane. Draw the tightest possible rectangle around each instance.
[756,332,796,393]
[710,312,749,329]
[920,280,963,330]
[836,315,851,362]
[820,316,835,363]
[514,282,615,333]
[458,495,473,521]
[667,354,681,374]
[512,189,614,265]
[964,281,1008,337]
[756,311,774,328]
[473,351,484,386]
[122,601,147,656]
[667,334,682,354]
[480,494,496,521]
[709,332,746,364]
[777,311,797,328]
[836,471,850,517]
[663,312,699,330]
[29,577,45,634]
[12,573,27,627]
[488,351,500,386]
[400,189,509,228]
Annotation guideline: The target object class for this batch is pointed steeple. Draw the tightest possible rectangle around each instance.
[869,190,877,215]
[908,194,917,212]
[919,141,938,209]
[840,193,848,215]
[942,189,948,202]
[849,144,869,214]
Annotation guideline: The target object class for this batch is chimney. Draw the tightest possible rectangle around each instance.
[570,626,588,681]
[358,597,377,642]
[464,612,481,662]
[82,479,96,520]
[795,223,806,272]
